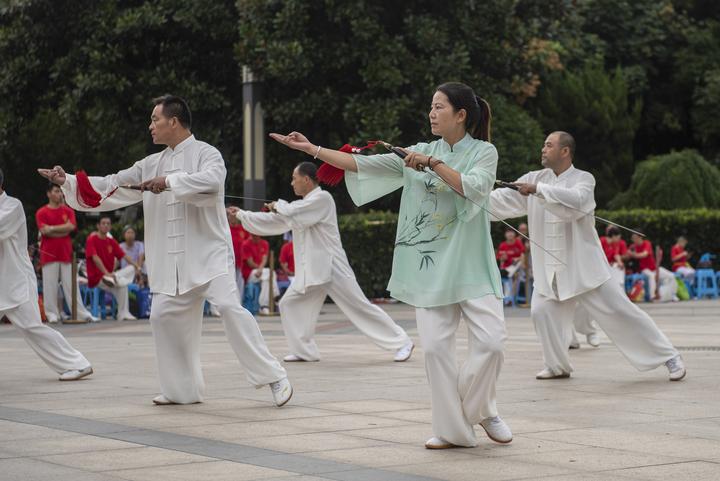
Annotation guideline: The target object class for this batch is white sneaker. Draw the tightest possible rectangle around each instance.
[47,316,59,324]
[424,436,456,449]
[209,307,221,317]
[85,314,100,323]
[270,378,293,407]
[58,366,93,381]
[118,313,137,321]
[152,394,178,405]
[259,307,270,315]
[394,341,414,362]
[586,332,600,347]
[536,368,571,380]
[480,416,513,444]
[101,274,117,287]
[666,355,686,381]
[283,354,317,362]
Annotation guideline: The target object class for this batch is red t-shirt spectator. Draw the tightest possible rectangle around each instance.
[602,238,627,265]
[229,224,247,268]
[86,233,125,288]
[632,240,656,271]
[35,205,76,265]
[496,238,525,269]
[670,244,689,271]
[241,237,269,281]
[279,241,295,274]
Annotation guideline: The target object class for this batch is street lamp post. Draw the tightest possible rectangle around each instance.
[242,66,266,211]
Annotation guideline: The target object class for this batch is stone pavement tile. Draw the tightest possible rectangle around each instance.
[505,446,688,472]
[610,460,720,480]
[0,433,140,456]
[311,399,429,414]
[462,435,590,458]
[103,412,244,429]
[167,419,310,442]
[0,457,128,481]
[242,432,392,454]
[524,427,720,459]
[37,445,215,471]
[388,456,575,481]
[343,424,436,445]
[621,417,720,442]
[0,419,76,442]
[282,413,419,433]
[262,477,343,481]
[304,443,479,468]
[211,405,340,422]
[111,460,294,481]
[372,408,432,424]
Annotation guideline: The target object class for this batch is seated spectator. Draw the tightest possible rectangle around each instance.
[279,232,295,281]
[86,216,140,320]
[600,226,627,287]
[496,228,525,277]
[671,235,695,283]
[628,232,677,302]
[242,233,279,315]
[119,225,147,288]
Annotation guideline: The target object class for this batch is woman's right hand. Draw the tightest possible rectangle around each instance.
[269,132,315,155]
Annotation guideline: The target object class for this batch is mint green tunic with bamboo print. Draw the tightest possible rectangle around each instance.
[345,133,503,308]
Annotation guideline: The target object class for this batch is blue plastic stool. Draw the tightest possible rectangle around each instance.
[82,286,117,319]
[695,268,719,299]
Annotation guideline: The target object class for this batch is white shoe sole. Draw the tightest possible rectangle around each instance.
[275,387,293,407]
[394,344,415,362]
[480,424,513,444]
[59,367,93,381]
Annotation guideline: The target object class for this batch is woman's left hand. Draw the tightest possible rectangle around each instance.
[403,150,431,172]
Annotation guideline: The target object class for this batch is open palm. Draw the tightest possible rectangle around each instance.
[269,132,313,154]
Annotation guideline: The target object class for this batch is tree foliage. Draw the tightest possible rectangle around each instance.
[609,149,720,210]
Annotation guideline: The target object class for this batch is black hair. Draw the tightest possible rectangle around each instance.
[152,94,192,129]
[435,82,492,141]
[47,182,61,192]
[295,161,318,183]
[552,131,576,159]
[607,226,621,237]
[97,215,112,224]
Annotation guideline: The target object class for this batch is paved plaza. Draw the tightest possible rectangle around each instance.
[1,299,719,481]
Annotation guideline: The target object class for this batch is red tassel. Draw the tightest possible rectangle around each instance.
[317,163,345,186]
[75,170,103,208]
[316,141,381,186]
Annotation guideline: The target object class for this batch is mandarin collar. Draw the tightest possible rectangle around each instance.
[167,134,195,154]
[439,132,473,154]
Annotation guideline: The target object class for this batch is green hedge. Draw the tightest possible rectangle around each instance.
[340,209,720,298]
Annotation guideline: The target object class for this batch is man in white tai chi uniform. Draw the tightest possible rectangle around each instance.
[0,168,93,381]
[234,162,415,363]
[39,95,292,406]
[489,131,686,381]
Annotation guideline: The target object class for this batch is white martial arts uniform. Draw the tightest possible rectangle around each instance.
[237,186,411,360]
[0,192,90,374]
[41,262,94,322]
[489,166,679,375]
[61,135,286,403]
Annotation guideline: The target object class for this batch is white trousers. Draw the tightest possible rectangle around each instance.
[532,279,678,375]
[416,295,506,447]
[641,267,677,302]
[609,263,625,286]
[278,266,410,361]
[248,268,279,308]
[97,265,135,320]
[42,262,92,322]
[0,280,89,374]
[149,271,287,404]
[675,266,695,282]
[570,303,599,347]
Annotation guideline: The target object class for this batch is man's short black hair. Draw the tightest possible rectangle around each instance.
[47,182,61,193]
[152,94,192,129]
[295,162,318,183]
[97,215,112,224]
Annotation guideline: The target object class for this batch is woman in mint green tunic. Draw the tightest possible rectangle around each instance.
[270,82,511,449]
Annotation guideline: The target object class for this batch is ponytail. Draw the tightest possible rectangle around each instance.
[436,82,492,142]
